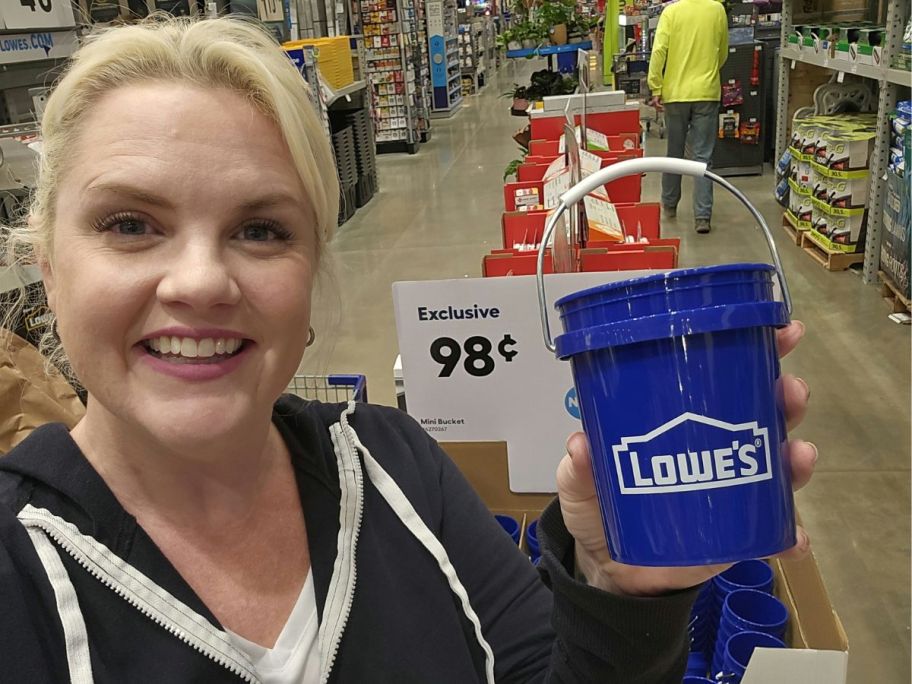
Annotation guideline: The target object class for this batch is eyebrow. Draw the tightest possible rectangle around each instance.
[84,183,302,211]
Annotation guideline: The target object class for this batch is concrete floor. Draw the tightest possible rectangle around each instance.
[302,62,911,681]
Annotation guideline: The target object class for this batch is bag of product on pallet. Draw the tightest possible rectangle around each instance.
[880,170,911,298]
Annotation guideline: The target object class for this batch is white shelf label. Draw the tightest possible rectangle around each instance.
[0,0,75,30]
[584,193,623,239]
[393,271,652,492]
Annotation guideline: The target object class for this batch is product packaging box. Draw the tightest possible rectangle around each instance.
[439,441,848,682]
[880,170,911,298]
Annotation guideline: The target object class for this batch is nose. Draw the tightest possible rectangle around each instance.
[156,237,241,310]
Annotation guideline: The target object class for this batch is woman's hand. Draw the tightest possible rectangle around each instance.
[556,321,816,597]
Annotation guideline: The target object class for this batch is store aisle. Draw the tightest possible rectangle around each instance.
[302,61,910,683]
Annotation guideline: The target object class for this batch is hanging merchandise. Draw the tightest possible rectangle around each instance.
[750,47,761,87]
[721,80,744,108]
[718,112,740,139]
[739,119,760,145]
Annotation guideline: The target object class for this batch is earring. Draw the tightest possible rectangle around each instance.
[306,327,316,347]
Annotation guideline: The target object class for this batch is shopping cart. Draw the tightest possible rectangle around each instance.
[611,50,665,139]
[285,374,368,403]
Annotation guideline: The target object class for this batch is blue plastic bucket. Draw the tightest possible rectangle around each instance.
[526,519,540,561]
[536,158,797,567]
[495,514,521,544]
[722,589,789,637]
[552,265,794,565]
[721,631,786,682]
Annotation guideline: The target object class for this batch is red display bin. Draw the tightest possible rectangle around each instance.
[501,204,662,249]
[528,132,639,157]
[482,244,679,277]
[529,108,640,142]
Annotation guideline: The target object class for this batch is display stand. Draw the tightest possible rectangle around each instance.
[774,0,911,284]
[505,41,592,73]
[427,0,462,117]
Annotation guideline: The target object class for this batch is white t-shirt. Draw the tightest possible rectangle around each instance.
[227,570,320,684]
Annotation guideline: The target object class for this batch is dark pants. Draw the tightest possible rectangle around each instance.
[662,101,720,220]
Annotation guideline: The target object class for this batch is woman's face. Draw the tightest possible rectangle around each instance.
[44,83,317,448]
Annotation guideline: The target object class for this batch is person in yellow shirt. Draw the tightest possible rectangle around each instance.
[647,0,728,233]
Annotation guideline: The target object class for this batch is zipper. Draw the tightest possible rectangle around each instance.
[18,505,259,684]
[319,402,365,684]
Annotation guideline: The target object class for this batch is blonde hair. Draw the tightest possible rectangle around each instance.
[2,15,339,373]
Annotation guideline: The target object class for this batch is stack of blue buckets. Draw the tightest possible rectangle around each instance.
[494,514,541,565]
[686,560,789,682]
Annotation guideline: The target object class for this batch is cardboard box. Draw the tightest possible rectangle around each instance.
[440,440,848,682]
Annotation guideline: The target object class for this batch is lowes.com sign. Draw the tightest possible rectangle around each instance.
[612,413,773,495]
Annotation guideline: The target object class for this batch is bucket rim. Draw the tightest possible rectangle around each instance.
[554,263,777,310]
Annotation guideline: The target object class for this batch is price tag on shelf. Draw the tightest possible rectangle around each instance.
[0,0,75,30]
[837,71,845,83]
[579,148,602,178]
[542,155,566,182]
[393,271,652,492]
[583,193,623,240]
[543,168,570,209]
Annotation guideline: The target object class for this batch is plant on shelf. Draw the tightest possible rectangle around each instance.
[535,0,576,46]
[501,83,531,115]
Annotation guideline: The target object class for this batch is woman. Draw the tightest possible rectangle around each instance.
[0,16,816,683]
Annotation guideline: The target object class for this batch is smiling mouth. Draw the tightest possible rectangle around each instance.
[141,336,248,364]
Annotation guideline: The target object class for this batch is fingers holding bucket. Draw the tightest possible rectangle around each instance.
[775,320,806,358]
[782,373,810,430]
[787,439,817,491]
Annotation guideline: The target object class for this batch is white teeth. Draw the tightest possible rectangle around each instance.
[197,338,215,358]
[148,336,243,359]
[180,338,198,358]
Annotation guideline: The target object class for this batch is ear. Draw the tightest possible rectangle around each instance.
[31,218,57,313]
[37,254,57,314]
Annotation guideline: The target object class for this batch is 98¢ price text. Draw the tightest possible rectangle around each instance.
[430,334,518,378]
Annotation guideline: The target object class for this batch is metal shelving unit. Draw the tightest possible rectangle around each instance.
[774,0,911,284]
[426,0,461,117]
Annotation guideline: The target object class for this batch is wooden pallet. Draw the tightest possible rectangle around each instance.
[781,212,804,246]
[800,231,864,271]
[879,271,911,314]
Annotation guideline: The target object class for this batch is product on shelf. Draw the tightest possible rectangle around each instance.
[785,113,877,251]
[360,0,431,149]
[880,131,911,298]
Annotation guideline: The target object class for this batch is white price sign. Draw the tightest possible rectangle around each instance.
[542,154,566,182]
[584,193,623,240]
[543,168,570,209]
[257,0,284,21]
[579,148,602,178]
[0,0,76,30]
[393,271,654,492]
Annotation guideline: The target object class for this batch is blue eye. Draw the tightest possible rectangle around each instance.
[239,222,292,242]
[115,218,148,235]
[92,213,152,237]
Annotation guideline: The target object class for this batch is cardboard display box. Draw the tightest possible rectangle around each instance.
[439,440,849,683]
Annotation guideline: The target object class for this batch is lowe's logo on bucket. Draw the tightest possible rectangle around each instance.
[612,413,773,495]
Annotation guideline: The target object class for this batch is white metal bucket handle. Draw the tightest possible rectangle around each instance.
[536,157,793,353]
